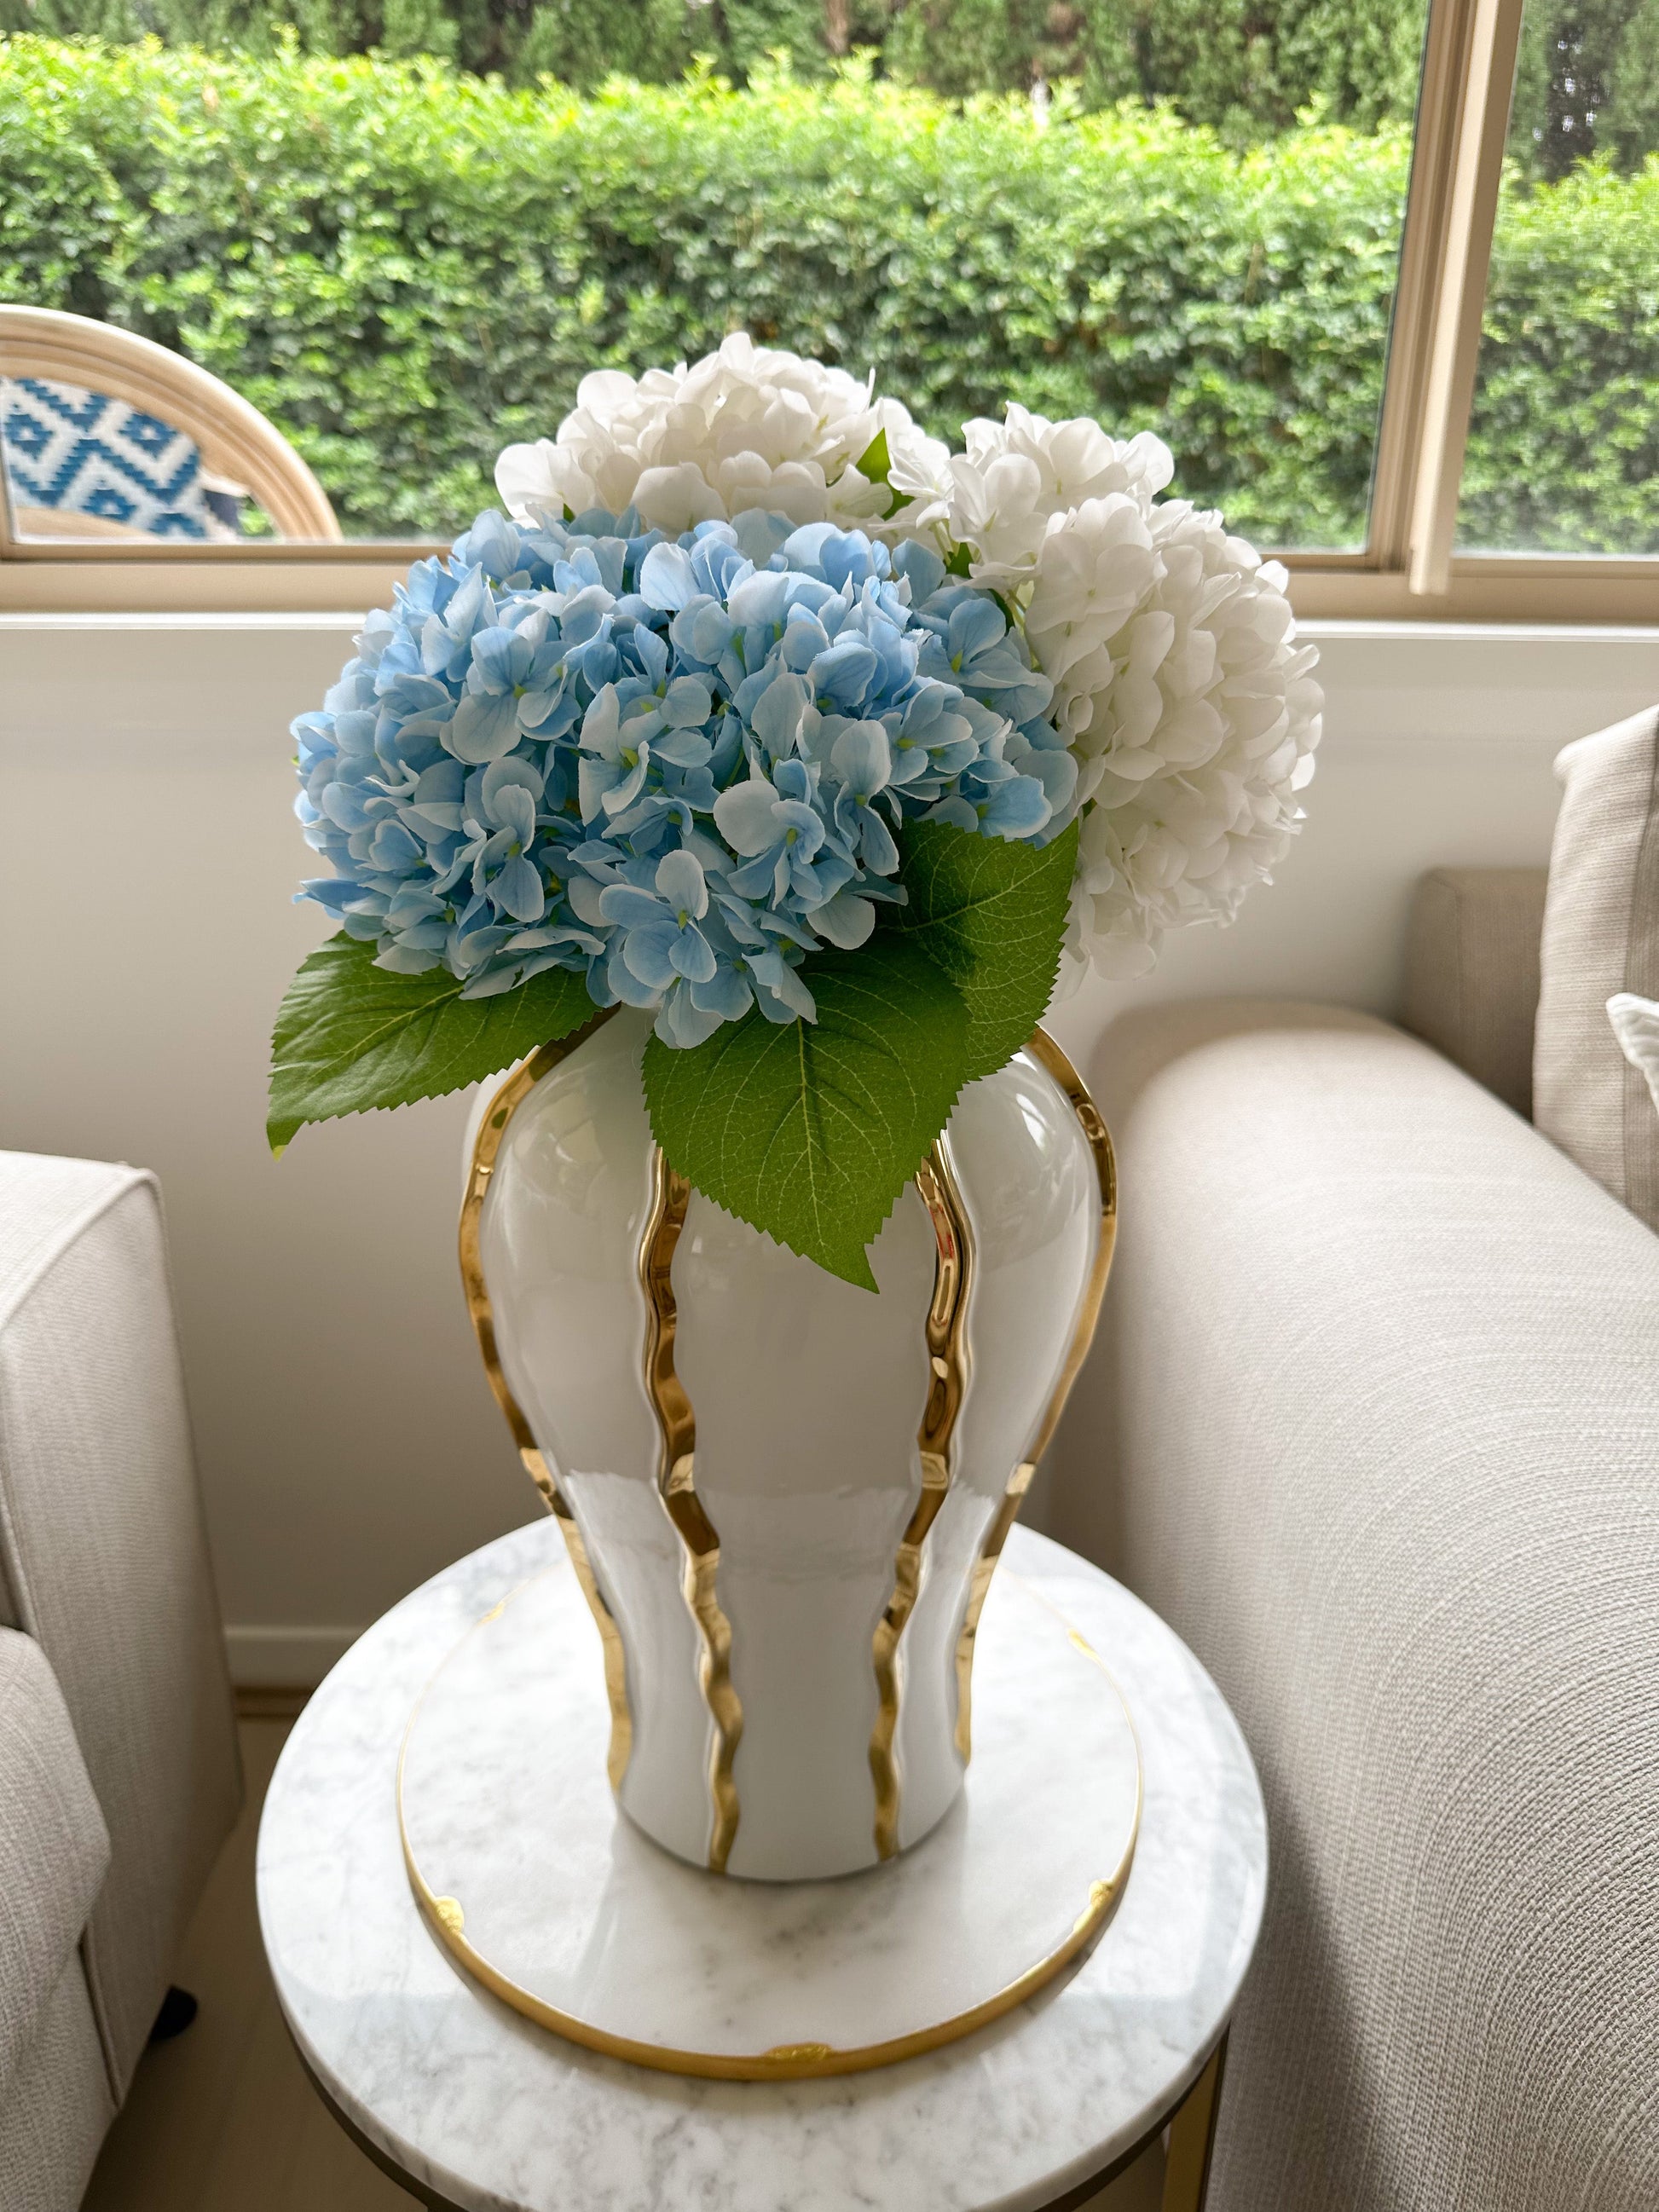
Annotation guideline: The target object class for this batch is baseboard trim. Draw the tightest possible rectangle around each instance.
[235,1684,312,1720]
[226,1623,362,1689]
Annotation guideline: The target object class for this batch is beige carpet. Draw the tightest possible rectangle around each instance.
[84,1718,1162,2211]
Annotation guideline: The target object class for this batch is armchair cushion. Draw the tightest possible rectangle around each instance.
[1401,866,1546,1117]
[0,1628,109,2104]
[0,1960,115,2212]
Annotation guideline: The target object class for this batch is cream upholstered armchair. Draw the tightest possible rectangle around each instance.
[0,1152,242,2210]
[0,303,339,542]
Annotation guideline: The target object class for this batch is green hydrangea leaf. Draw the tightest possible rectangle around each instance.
[641,935,971,1291]
[853,427,893,485]
[268,933,598,1155]
[886,817,1079,1082]
[853,426,912,517]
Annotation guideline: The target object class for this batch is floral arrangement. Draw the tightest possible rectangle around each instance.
[271,338,1321,1285]
[292,511,1072,1039]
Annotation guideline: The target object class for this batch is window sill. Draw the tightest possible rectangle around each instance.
[1,552,1656,626]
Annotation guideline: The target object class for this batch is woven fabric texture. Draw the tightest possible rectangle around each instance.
[1535,706,1659,1229]
[1051,1001,1659,2212]
[0,1960,116,2212]
[0,1628,109,2102]
[0,1151,242,2100]
[0,375,240,539]
[0,1152,122,1634]
[1402,866,1548,1118]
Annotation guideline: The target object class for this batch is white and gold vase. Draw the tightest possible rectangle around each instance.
[460,1008,1113,1882]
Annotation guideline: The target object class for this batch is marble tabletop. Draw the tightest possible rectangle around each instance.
[258,1520,1267,2212]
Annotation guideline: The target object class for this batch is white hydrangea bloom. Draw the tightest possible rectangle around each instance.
[495,333,941,534]
[1023,494,1160,736]
[942,405,1175,583]
[1058,502,1322,981]
[882,421,954,534]
[496,350,1319,990]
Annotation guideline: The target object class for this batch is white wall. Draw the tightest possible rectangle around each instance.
[3,615,1656,1679]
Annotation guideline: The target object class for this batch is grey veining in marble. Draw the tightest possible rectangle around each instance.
[397,1560,1141,2063]
[258,1522,1268,2212]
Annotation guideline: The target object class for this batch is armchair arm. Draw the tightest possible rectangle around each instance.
[1049,1001,1659,2212]
[0,1152,241,2098]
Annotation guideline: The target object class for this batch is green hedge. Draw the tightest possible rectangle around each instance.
[0,0,1435,141]
[2,37,1655,552]
[1464,161,1659,552]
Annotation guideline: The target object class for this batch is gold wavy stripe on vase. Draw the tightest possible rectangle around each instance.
[869,1133,976,1861]
[458,1009,633,1793]
[952,1025,1119,1766]
[637,1146,744,1874]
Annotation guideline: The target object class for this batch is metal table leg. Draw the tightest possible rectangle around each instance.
[1161,2032,1228,2212]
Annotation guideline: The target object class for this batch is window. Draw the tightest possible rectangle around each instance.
[1458,0,1659,553]
[0,0,1652,620]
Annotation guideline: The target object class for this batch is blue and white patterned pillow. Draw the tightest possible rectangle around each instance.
[1,374,243,540]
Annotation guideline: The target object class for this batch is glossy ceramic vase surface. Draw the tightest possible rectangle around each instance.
[461,1008,1113,1881]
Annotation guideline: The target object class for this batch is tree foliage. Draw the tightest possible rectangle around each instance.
[1509,0,1659,178]
[1,37,1654,553]
[0,0,1435,132]
[10,0,1659,165]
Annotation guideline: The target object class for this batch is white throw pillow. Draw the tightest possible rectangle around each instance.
[1608,993,1659,1122]
[1534,707,1659,1231]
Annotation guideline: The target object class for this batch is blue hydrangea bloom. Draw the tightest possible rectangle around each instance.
[294,509,1073,1048]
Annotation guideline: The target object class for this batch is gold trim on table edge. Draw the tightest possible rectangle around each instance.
[952,1025,1119,1766]
[869,1131,976,1860]
[395,1569,1142,2082]
[637,1145,744,1874]
[458,1008,634,1793]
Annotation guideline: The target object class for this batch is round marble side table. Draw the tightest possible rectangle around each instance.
[258,1522,1267,2212]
